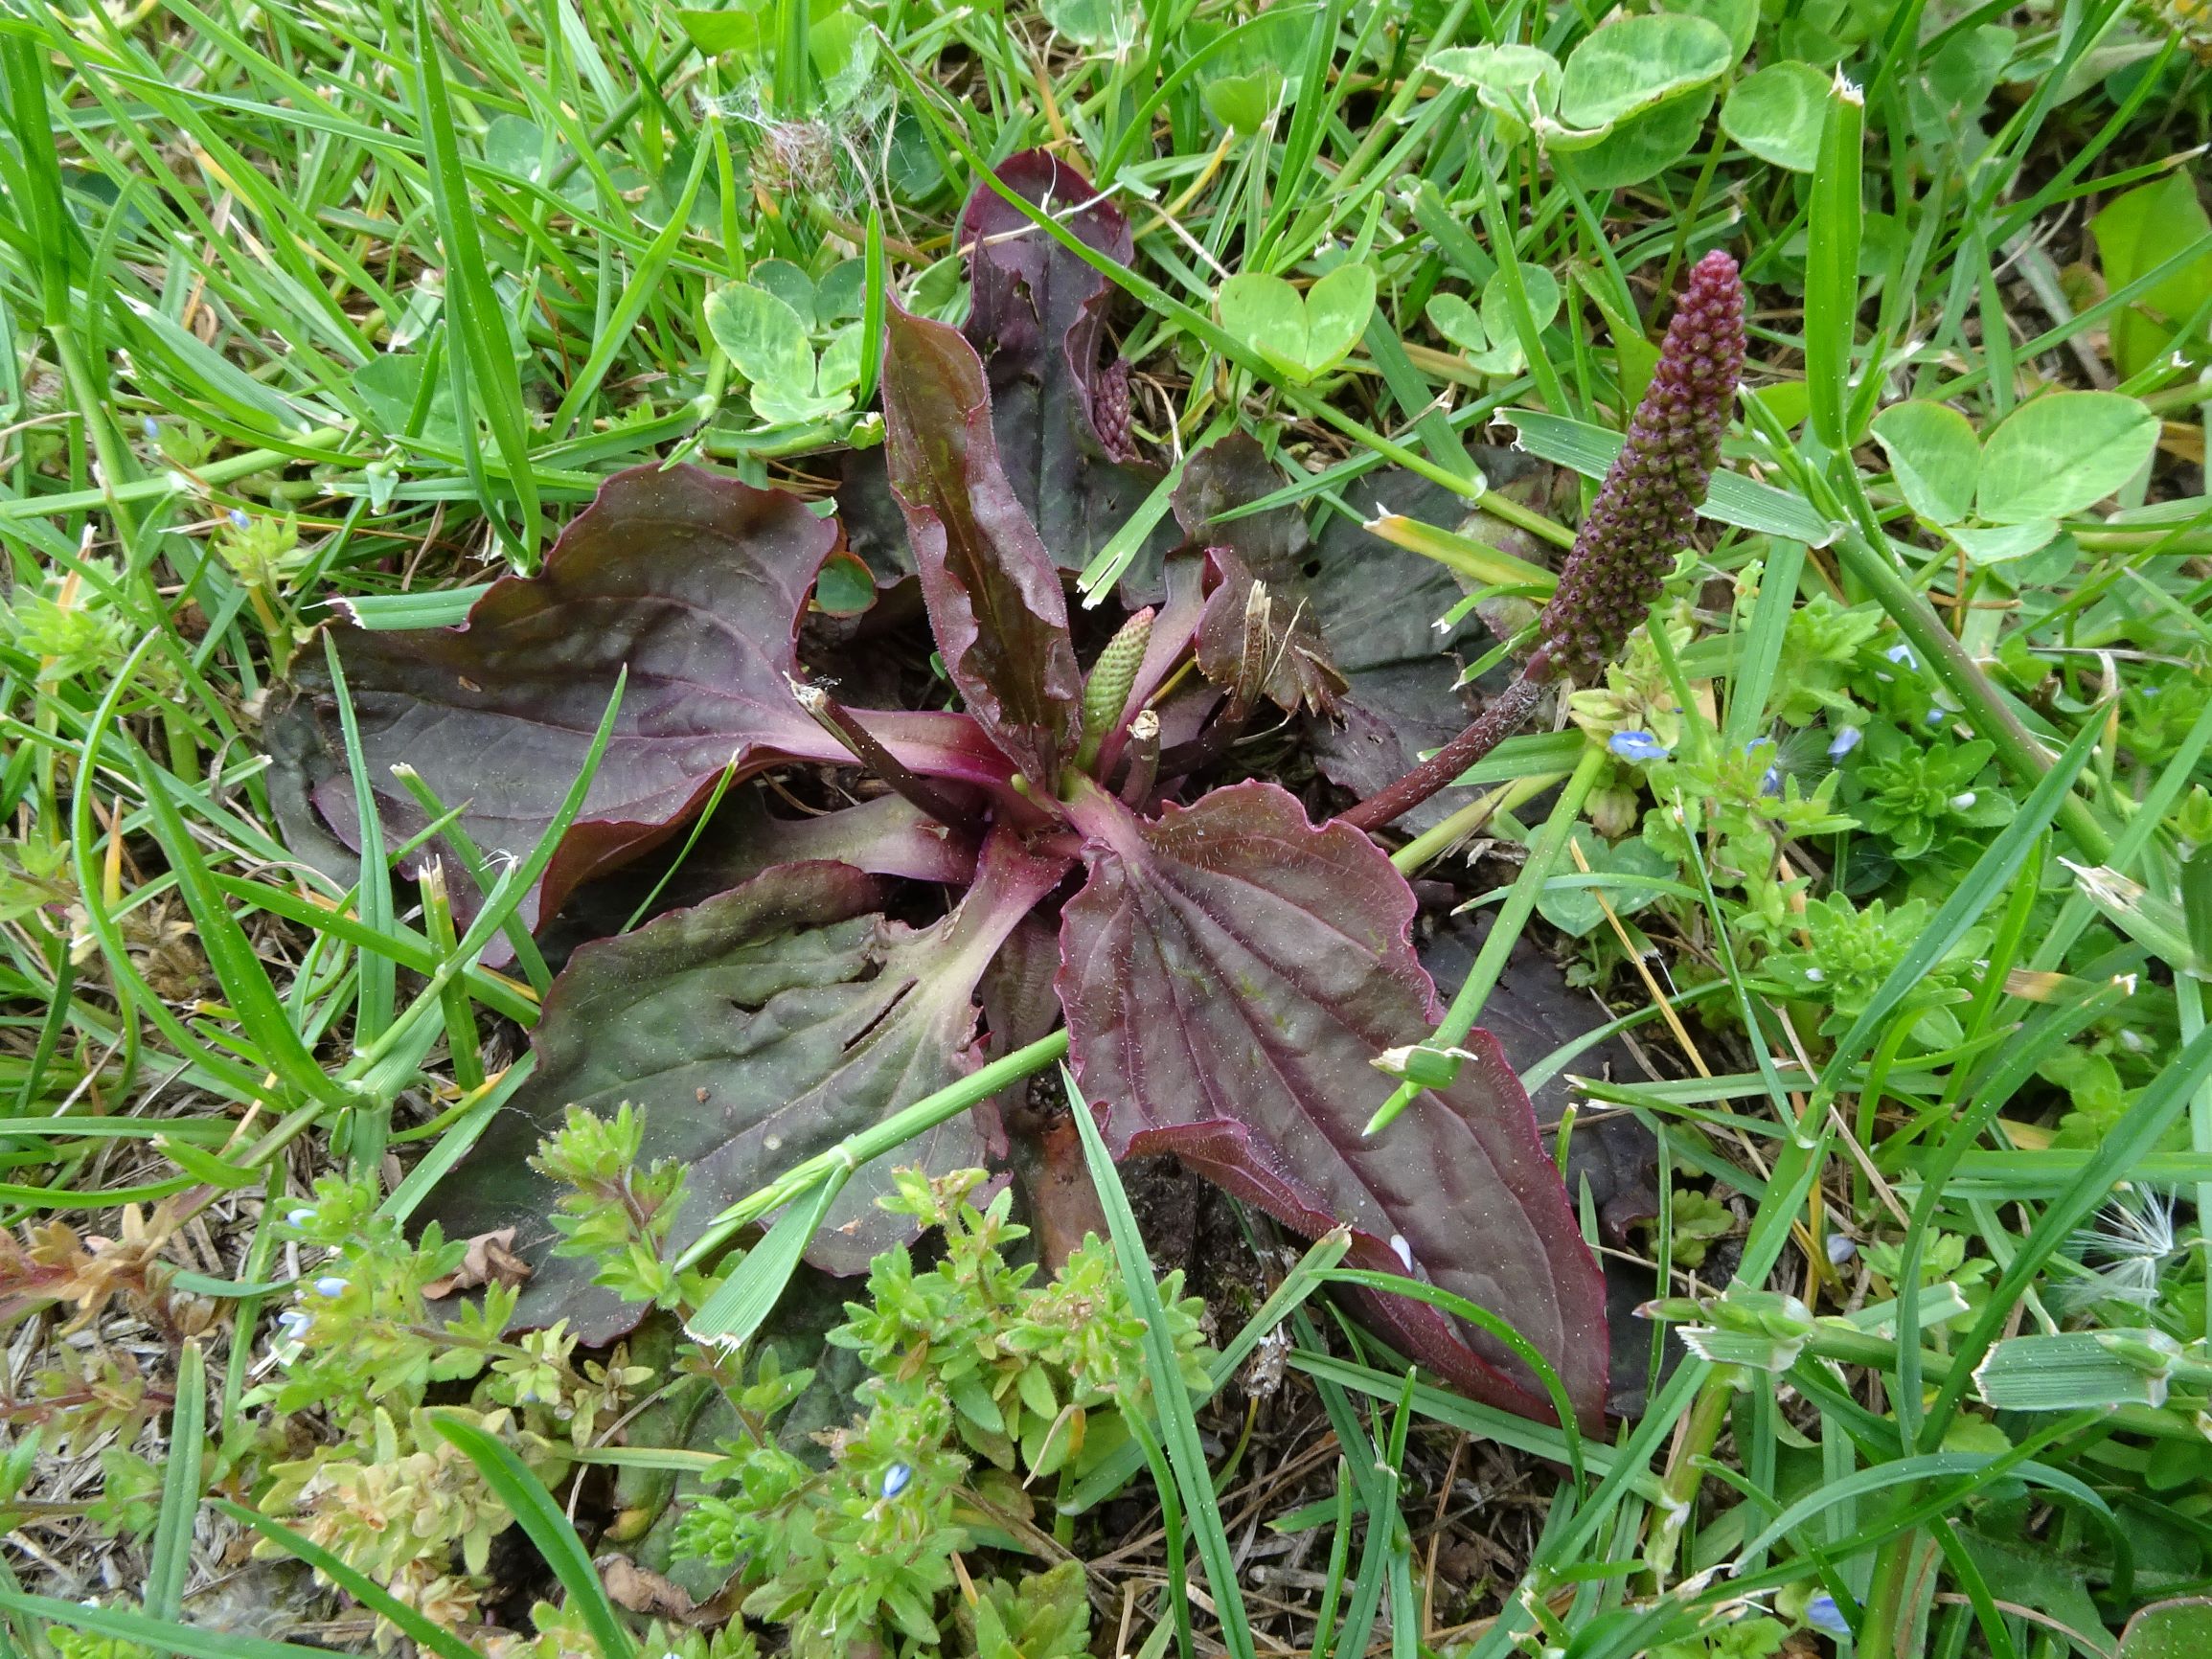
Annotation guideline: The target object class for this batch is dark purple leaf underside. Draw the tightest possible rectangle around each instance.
[1057,782,1608,1424]
[297,465,840,930]
[881,301,1083,788]
[422,836,1071,1343]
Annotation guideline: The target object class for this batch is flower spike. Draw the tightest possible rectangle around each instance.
[1343,251,1745,834]
[1531,249,1745,685]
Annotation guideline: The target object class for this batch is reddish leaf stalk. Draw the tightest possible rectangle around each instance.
[790,681,987,834]
[1341,250,1745,834]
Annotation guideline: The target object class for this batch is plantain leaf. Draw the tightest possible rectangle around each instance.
[882,301,1085,788]
[284,464,1010,934]
[422,837,1070,1339]
[960,150,1163,564]
[839,151,1172,588]
[1057,781,1608,1425]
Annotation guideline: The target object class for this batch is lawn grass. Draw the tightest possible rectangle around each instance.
[3,0,2212,1655]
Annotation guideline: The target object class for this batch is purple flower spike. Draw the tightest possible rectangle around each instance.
[1532,250,1745,685]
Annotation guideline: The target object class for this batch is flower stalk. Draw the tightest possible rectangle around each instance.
[1343,250,1746,833]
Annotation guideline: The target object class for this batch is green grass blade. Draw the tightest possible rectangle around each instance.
[427,1412,636,1659]
[1804,74,1865,461]
[1318,1267,1585,1494]
[318,632,394,1047]
[143,1340,204,1621]
[1064,1066,1257,1659]
[550,138,710,439]
[685,1163,852,1349]
[1722,539,1806,749]
[212,1500,481,1659]
[0,1591,349,1659]
[1813,707,2105,1099]
[1925,1017,2212,1441]
[411,0,541,567]
[129,748,351,1110]
[1061,1226,1352,1514]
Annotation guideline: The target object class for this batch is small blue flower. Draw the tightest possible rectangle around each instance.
[275,1309,312,1339]
[1608,730,1671,763]
[1825,1233,1858,1265]
[141,416,160,442]
[1926,707,1946,726]
[1827,725,1861,761]
[1761,765,1783,798]
[881,1462,913,1499]
[286,1207,317,1229]
[227,507,252,531]
[1885,643,1917,670]
[312,1275,348,1298]
[1804,1591,1853,1638]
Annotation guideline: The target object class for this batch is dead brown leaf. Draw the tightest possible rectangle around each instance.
[595,1554,698,1622]
[422,1227,531,1299]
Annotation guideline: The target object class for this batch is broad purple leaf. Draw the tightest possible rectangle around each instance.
[881,300,1083,788]
[536,792,979,971]
[1419,911,1667,1417]
[286,463,1012,932]
[422,835,1071,1343]
[1057,781,1608,1424]
[962,150,1169,575]
[1174,435,1346,716]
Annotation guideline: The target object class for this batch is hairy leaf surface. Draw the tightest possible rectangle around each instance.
[290,464,1007,930]
[1057,781,1608,1423]
[882,301,1084,787]
[423,839,1069,1341]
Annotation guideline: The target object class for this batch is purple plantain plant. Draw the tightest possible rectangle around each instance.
[281,160,1743,1430]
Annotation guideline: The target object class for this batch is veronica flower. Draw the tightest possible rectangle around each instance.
[1805,1592,1853,1638]
[1828,724,1862,761]
[881,1462,914,1499]
[1609,730,1673,763]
